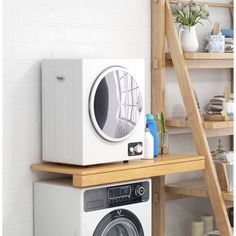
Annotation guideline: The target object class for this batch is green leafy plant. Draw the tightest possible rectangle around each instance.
[155,112,169,154]
[155,112,167,134]
[171,0,209,27]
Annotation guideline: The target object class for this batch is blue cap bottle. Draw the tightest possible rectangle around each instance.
[146,114,159,157]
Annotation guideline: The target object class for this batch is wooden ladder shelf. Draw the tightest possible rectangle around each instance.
[152,0,233,235]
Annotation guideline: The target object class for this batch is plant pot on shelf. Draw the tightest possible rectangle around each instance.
[171,0,209,53]
[179,25,199,52]
[160,131,169,154]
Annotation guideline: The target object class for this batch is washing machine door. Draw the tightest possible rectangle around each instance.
[93,209,144,236]
[89,66,143,142]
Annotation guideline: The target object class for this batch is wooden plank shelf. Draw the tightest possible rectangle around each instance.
[32,154,205,187]
[179,53,233,60]
[166,118,234,129]
[168,0,234,8]
[168,127,234,137]
[165,179,233,202]
[166,118,234,137]
[165,53,234,69]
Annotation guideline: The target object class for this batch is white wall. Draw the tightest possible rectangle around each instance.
[3,0,232,235]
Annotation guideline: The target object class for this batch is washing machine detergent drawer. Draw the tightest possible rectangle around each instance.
[42,59,145,165]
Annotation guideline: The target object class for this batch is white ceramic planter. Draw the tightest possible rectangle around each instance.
[179,25,199,52]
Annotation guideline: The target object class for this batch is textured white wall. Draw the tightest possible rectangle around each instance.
[3,0,232,235]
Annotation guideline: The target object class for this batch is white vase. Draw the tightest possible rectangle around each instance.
[179,25,199,52]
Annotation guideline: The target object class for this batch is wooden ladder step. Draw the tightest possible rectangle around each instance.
[166,118,234,137]
[166,118,234,129]
[165,179,234,202]
[168,1,234,8]
[165,52,234,69]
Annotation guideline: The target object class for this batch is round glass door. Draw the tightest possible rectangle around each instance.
[93,209,144,236]
[101,218,138,236]
[89,66,143,142]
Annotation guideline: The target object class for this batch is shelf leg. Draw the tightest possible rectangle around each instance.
[152,176,165,236]
[151,0,166,114]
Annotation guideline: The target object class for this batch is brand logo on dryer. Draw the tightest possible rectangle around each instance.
[115,209,124,218]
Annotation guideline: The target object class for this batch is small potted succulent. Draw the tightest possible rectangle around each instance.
[171,0,210,52]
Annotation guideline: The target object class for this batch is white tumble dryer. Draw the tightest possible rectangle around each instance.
[34,178,152,236]
[42,59,145,165]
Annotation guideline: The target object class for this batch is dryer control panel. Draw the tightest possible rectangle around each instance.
[128,142,143,156]
[84,181,149,212]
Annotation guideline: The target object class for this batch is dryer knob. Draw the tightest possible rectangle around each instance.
[135,185,145,196]
[134,144,143,154]
[129,147,134,153]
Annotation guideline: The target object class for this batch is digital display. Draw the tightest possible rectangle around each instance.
[108,186,131,199]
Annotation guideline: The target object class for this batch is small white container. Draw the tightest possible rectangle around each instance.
[224,101,234,116]
[201,215,214,234]
[144,127,154,159]
[191,221,204,236]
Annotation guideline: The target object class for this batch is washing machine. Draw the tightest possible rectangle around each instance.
[34,178,152,236]
[42,59,145,166]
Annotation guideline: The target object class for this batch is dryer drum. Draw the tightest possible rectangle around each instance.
[90,66,143,143]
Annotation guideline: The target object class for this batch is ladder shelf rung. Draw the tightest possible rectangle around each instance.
[165,53,234,69]
[165,179,234,202]
[166,118,234,137]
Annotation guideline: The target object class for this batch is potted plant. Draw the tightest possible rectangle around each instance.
[155,112,169,154]
[171,0,210,52]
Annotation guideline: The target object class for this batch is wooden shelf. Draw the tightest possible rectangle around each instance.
[168,0,234,8]
[165,52,234,69]
[166,118,234,137]
[32,154,204,187]
[165,179,233,202]
[166,118,189,128]
[166,118,234,129]
[204,121,234,129]
[151,1,234,234]
[180,53,233,60]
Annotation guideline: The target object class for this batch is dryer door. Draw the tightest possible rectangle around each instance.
[89,66,143,142]
[93,209,144,236]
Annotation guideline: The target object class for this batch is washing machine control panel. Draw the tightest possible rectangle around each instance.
[84,181,149,212]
